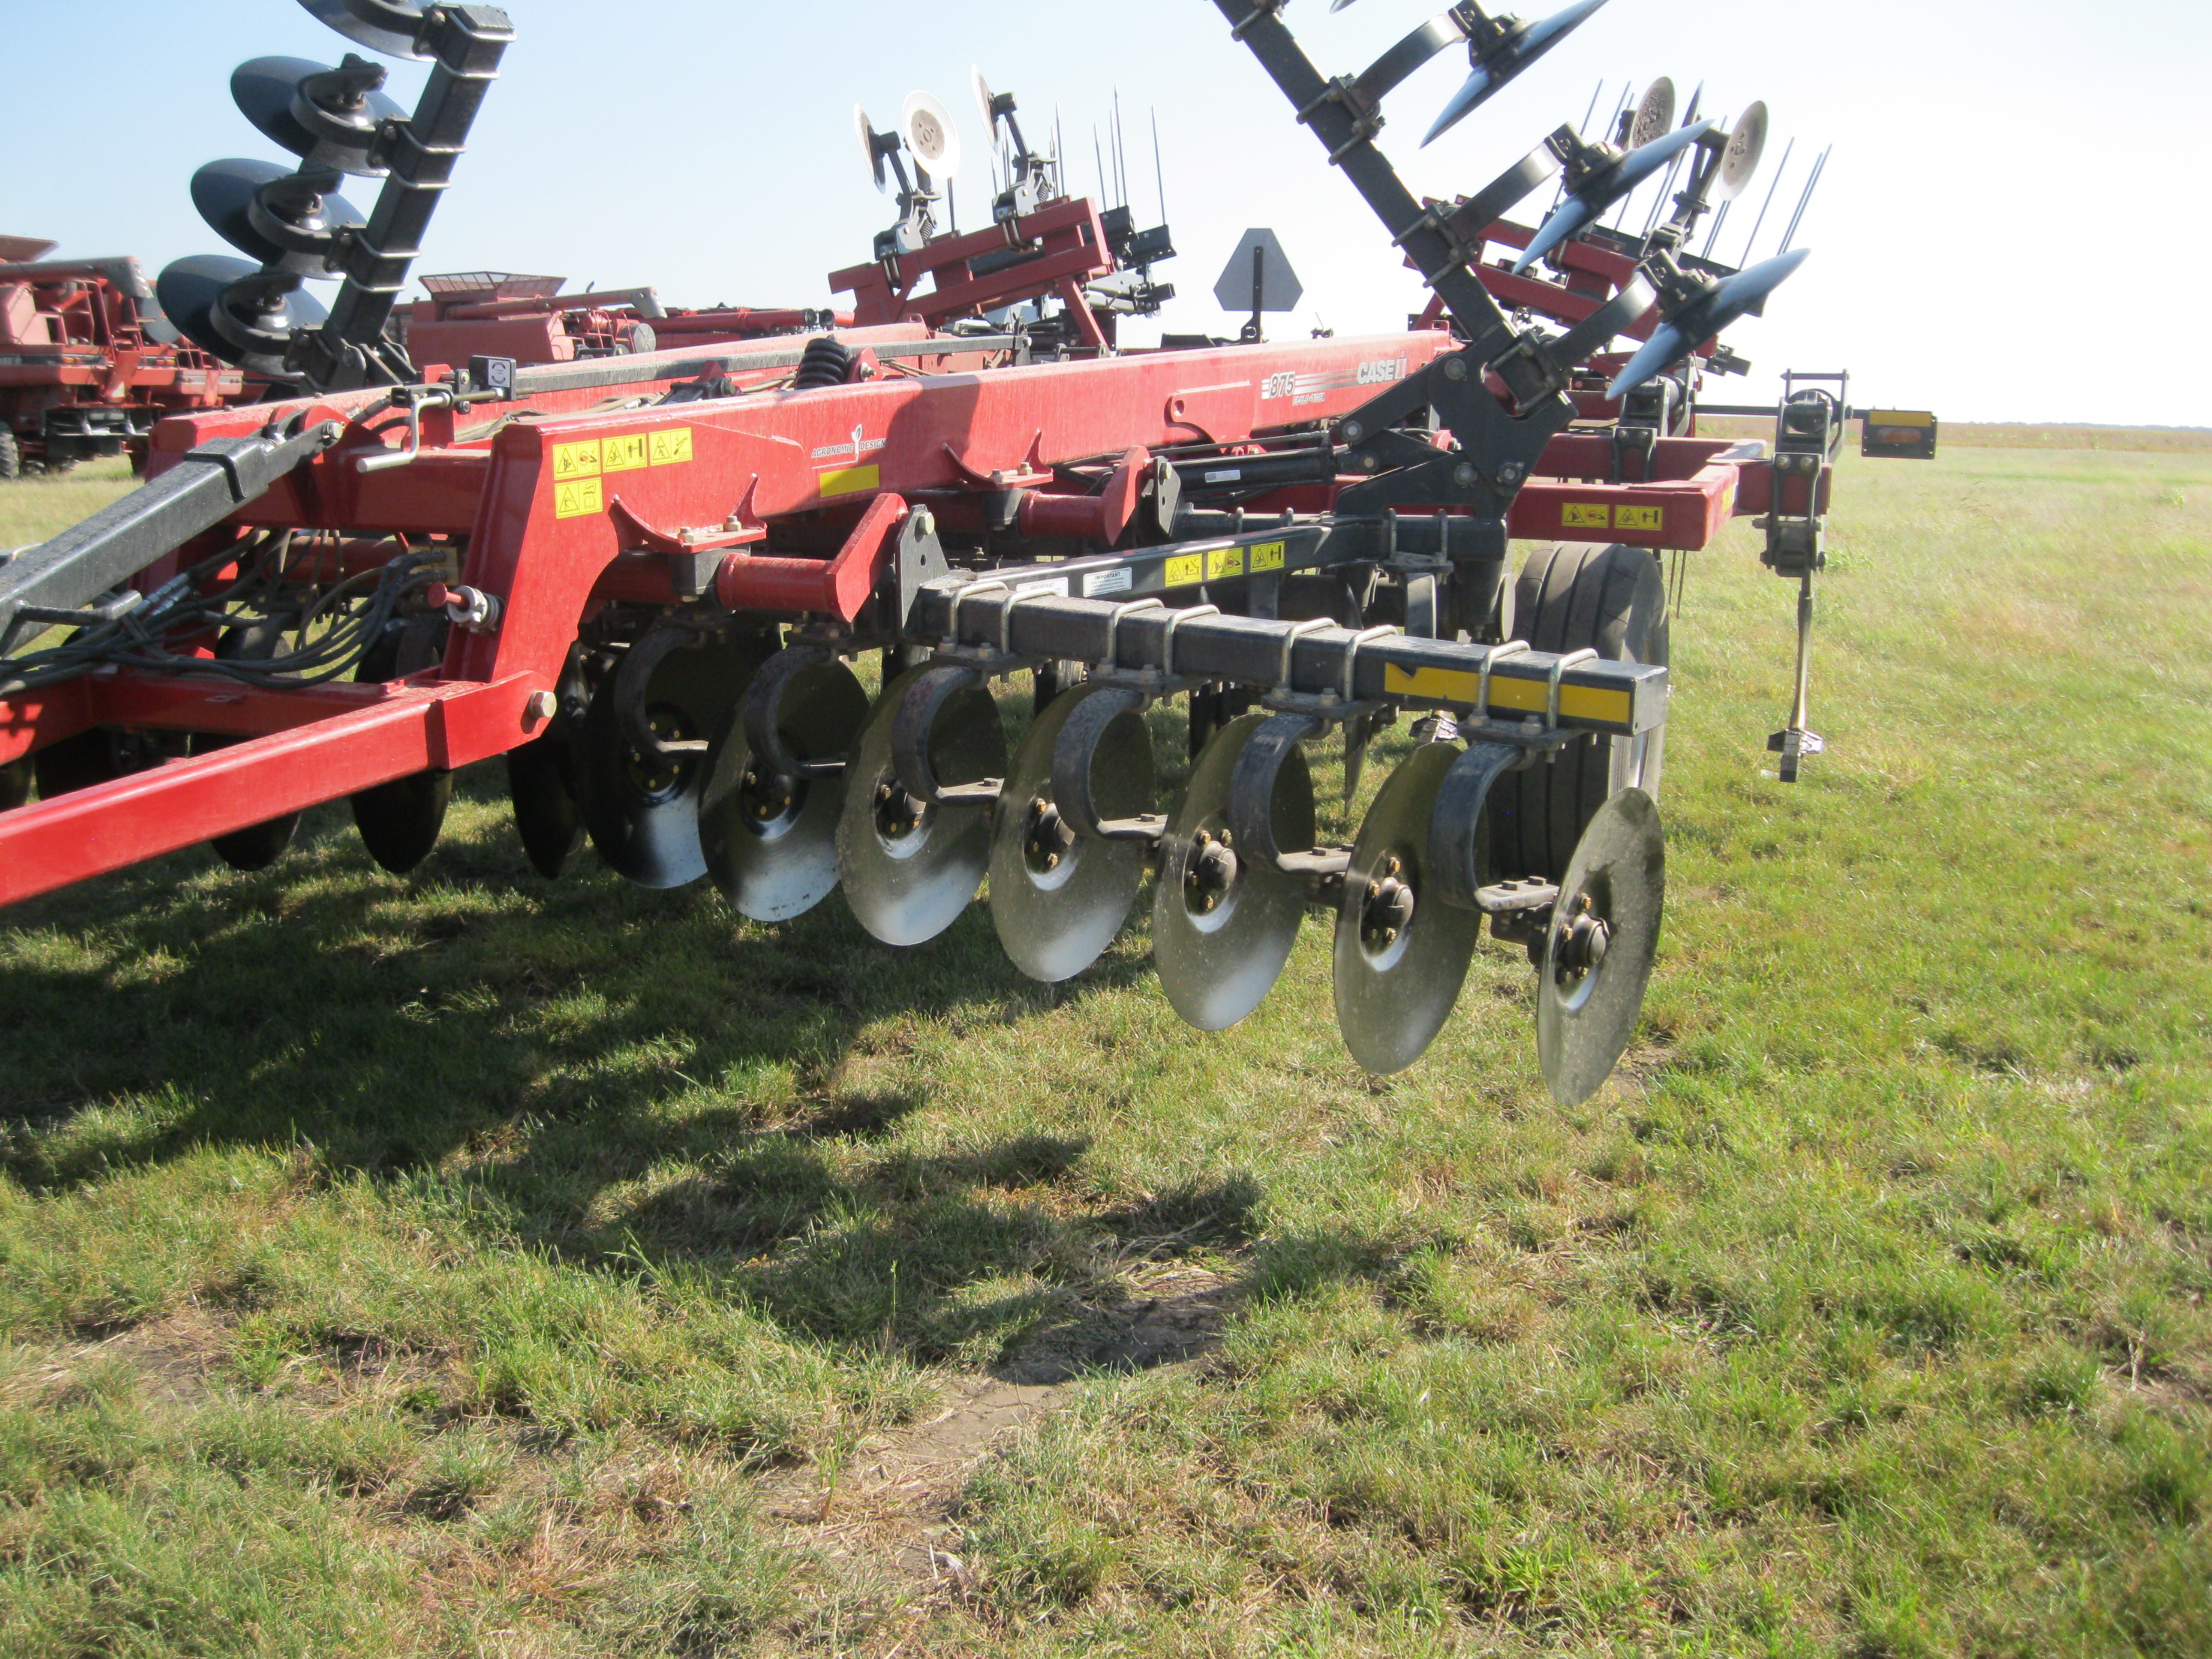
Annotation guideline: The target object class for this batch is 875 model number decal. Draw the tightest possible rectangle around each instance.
[1262,357,1408,405]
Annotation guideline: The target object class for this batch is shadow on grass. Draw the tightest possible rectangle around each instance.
[0,772,1324,1371]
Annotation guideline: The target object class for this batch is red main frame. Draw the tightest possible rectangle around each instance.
[0,328,1822,906]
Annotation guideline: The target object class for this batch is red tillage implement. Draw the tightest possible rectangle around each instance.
[0,0,1887,1101]
[0,247,244,476]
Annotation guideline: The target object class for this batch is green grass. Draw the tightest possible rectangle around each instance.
[0,457,138,545]
[0,440,2205,1655]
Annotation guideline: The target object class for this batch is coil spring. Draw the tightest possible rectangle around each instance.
[793,335,853,390]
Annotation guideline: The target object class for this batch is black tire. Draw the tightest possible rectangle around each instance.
[1488,541,1668,883]
[0,431,19,481]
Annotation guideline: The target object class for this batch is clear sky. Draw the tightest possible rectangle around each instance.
[6,0,2207,426]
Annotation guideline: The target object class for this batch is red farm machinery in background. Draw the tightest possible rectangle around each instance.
[0,0,1917,1103]
[399,271,856,371]
[0,237,245,477]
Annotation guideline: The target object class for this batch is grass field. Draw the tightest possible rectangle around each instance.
[0,435,2206,1656]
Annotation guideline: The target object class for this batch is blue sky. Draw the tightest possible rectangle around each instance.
[6,0,2207,425]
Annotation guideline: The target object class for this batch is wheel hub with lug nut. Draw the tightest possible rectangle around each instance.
[1360,853,1416,950]
[1185,827,1237,914]
[741,764,797,823]
[1553,892,1612,981]
[1022,796,1077,874]
[873,778,926,840]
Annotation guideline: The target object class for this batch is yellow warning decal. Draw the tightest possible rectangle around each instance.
[552,439,601,481]
[603,433,650,473]
[819,464,880,498]
[649,427,693,466]
[1248,540,1286,573]
[554,477,604,519]
[1206,546,1245,581]
[1563,502,1610,529]
[1614,504,1664,532]
[1867,409,1933,427]
[1380,662,1633,729]
[1164,552,1204,588]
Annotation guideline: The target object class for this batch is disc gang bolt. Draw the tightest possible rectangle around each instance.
[1023,798,1076,873]
[1361,855,1416,949]
[1185,829,1237,914]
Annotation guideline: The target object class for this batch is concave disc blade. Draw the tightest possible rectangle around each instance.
[296,0,431,60]
[1538,786,1664,1107]
[350,614,450,874]
[155,254,327,370]
[990,683,1153,983]
[506,723,588,880]
[1630,77,1676,149]
[1719,100,1768,199]
[232,56,402,172]
[1333,742,1481,1075]
[1153,712,1313,1031]
[580,630,767,890]
[193,615,303,871]
[190,157,363,272]
[837,669,1006,946]
[700,655,869,922]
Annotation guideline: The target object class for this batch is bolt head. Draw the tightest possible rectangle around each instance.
[526,689,558,721]
[1442,357,1469,382]
[1453,462,1478,488]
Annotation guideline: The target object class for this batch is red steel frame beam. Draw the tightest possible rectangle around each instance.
[0,673,540,908]
[0,331,1453,898]
[830,198,1115,332]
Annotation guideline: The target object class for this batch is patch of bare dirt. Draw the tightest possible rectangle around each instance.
[6,1307,232,1406]
[761,1265,1237,1592]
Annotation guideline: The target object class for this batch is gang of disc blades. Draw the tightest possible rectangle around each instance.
[901,89,962,179]
[190,159,363,275]
[1332,742,1482,1075]
[155,253,328,375]
[297,0,431,59]
[699,655,869,922]
[579,630,766,890]
[1538,787,1664,1106]
[1153,712,1313,1032]
[507,722,588,880]
[990,682,1153,983]
[838,668,1006,947]
[1630,77,1677,149]
[231,56,403,176]
[1718,101,1769,199]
